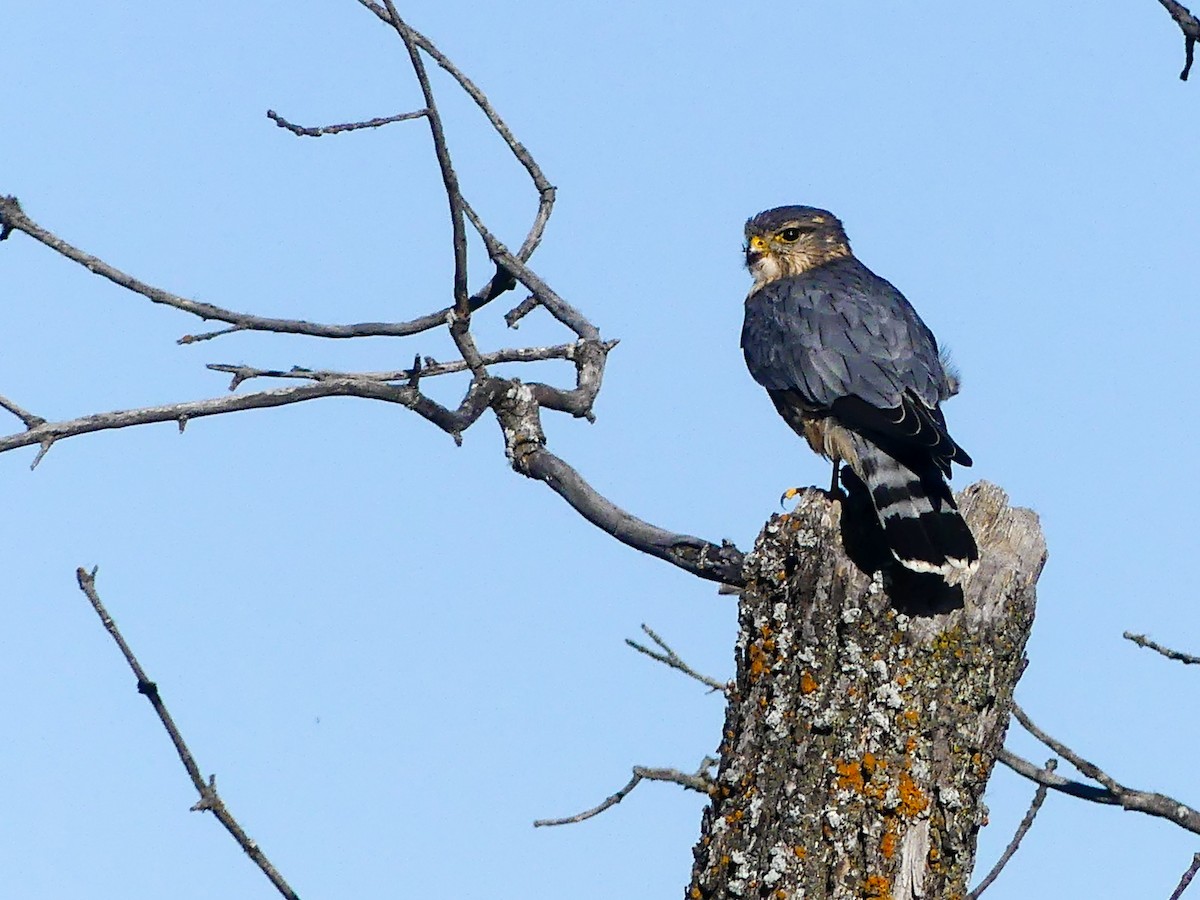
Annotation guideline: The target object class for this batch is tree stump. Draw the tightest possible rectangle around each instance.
[689,482,1047,900]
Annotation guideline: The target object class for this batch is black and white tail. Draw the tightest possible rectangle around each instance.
[846,432,978,575]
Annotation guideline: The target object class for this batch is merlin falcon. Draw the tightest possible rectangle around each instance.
[740,205,978,575]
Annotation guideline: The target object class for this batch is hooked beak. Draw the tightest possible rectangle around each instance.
[744,234,769,268]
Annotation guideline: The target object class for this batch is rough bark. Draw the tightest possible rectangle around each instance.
[689,481,1046,900]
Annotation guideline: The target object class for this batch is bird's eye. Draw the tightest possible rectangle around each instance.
[778,227,809,242]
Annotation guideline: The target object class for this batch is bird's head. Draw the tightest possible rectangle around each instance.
[744,206,851,288]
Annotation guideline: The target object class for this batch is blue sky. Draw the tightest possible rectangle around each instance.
[2,3,1198,898]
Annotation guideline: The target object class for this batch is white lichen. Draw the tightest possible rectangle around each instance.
[940,786,963,809]
[874,681,903,709]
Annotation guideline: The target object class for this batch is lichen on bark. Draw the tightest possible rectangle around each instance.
[689,482,1046,900]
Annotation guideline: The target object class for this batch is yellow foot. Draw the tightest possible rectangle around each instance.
[780,485,841,508]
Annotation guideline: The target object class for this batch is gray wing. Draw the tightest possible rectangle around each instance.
[741,257,948,410]
[741,257,970,471]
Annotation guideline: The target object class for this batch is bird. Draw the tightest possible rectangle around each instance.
[740,205,978,576]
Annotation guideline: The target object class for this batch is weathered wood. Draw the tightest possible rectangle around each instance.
[689,482,1046,900]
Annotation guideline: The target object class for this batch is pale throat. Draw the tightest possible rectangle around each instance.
[749,243,850,290]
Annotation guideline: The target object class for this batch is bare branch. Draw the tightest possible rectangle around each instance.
[1157,0,1200,79]
[1001,707,1200,835]
[266,107,428,137]
[0,196,510,343]
[75,568,299,900]
[533,759,714,828]
[504,294,540,328]
[381,1,469,316]
[967,759,1055,898]
[626,624,727,693]
[517,444,745,586]
[1124,631,1200,666]
[996,749,1114,803]
[1012,704,1123,794]
[1170,853,1200,900]
[355,1,556,262]
[0,378,475,465]
[0,393,46,429]
[207,340,605,389]
[462,200,600,341]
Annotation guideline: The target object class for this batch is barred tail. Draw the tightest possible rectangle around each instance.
[847,434,978,576]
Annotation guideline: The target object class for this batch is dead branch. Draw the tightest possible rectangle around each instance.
[206,340,610,390]
[1157,0,1200,79]
[0,195,512,344]
[381,1,469,316]
[1170,853,1200,900]
[354,0,556,263]
[1002,706,1200,835]
[533,759,714,828]
[0,378,476,467]
[1124,631,1200,666]
[75,568,298,900]
[266,107,428,137]
[0,393,46,429]
[967,759,1055,898]
[625,624,728,693]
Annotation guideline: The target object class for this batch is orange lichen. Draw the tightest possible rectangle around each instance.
[720,855,730,866]
[800,672,818,694]
[793,845,807,859]
[749,644,767,678]
[896,674,910,687]
[864,874,892,898]
[901,709,919,726]
[863,752,878,774]
[880,830,897,859]
[690,888,702,899]
[775,891,788,900]
[898,772,929,817]
[760,624,773,638]
[835,759,865,793]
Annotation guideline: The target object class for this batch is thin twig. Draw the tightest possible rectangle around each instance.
[1158,0,1200,79]
[1000,708,1200,835]
[381,1,469,316]
[75,568,299,900]
[0,377,477,465]
[207,340,603,390]
[462,199,599,340]
[1012,704,1122,794]
[533,759,714,827]
[504,295,540,328]
[967,759,1055,898]
[626,624,727,693]
[996,749,1113,804]
[355,1,556,262]
[1124,631,1200,665]
[1169,853,1200,900]
[0,196,504,344]
[0,393,46,428]
[267,107,428,136]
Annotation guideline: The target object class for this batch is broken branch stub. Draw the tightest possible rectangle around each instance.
[689,482,1046,900]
